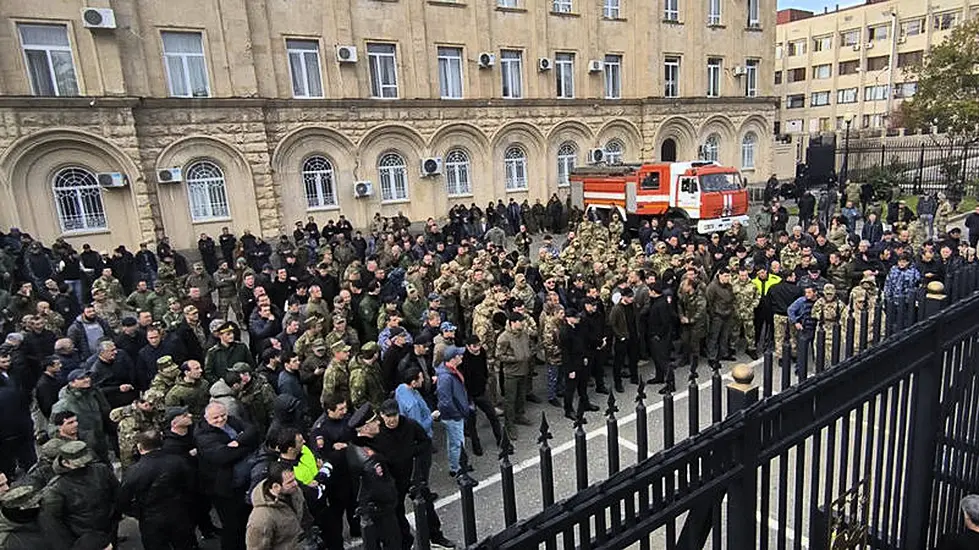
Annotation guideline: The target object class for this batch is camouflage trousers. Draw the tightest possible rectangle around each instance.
[773,314,798,361]
[217,297,243,323]
[729,312,757,352]
[486,358,503,408]
[818,323,842,367]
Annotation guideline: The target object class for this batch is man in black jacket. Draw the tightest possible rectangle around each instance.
[118,429,196,550]
[310,395,360,543]
[38,440,118,548]
[162,406,219,540]
[647,283,679,394]
[559,309,598,420]
[88,340,139,410]
[347,404,402,550]
[374,399,456,549]
[195,401,259,550]
[460,336,503,453]
[580,295,609,394]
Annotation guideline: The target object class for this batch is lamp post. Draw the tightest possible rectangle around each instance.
[842,114,853,184]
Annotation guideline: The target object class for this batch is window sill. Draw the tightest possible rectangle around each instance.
[506,187,529,193]
[662,18,683,24]
[428,0,467,7]
[549,10,580,17]
[602,16,627,22]
[307,205,341,212]
[370,96,400,100]
[742,168,756,173]
[707,23,726,29]
[448,193,474,199]
[495,6,527,13]
[61,228,111,237]
[192,217,233,224]
[744,25,763,32]
[381,199,411,205]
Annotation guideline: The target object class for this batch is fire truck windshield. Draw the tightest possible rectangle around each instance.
[699,172,743,192]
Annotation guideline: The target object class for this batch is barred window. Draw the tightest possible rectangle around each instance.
[444,149,471,196]
[52,167,107,232]
[702,133,720,162]
[741,132,757,170]
[504,146,528,191]
[557,141,577,187]
[605,139,624,164]
[186,160,230,221]
[303,156,337,209]
[378,153,409,201]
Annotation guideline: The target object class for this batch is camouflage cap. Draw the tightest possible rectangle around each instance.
[361,341,380,353]
[312,338,327,351]
[157,355,175,370]
[58,440,94,466]
[230,362,253,374]
[823,283,836,296]
[331,340,351,353]
[0,485,43,510]
[168,297,181,306]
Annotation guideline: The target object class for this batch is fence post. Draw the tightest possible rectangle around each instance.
[900,311,946,548]
[604,393,620,537]
[538,413,555,510]
[726,363,760,550]
[915,144,925,194]
[456,460,479,547]
[499,436,518,527]
[921,282,948,318]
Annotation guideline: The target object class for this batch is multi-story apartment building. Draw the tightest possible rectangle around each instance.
[775,0,979,142]
[0,0,776,250]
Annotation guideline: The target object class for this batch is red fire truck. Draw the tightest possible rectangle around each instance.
[569,161,750,234]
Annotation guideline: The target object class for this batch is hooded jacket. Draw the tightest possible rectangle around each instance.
[38,460,119,548]
[245,480,312,550]
[209,378,247,421]
[49,385,111,462]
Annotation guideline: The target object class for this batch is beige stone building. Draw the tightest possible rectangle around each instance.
[0,0,777,251]
[775,0,979,142]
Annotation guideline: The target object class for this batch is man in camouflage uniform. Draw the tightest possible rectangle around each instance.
[677,278,708,368]
[213,260,241,321]
[110,395,164,469]
[731,266,760,360]
[204,321,252,382]
[161,297,184,331]
[164,360,210,417]
[293,315,324,360]
[608,211,624,245]
[125,280,155,315]
[231,362,276,434]
[514,228,533,257]
[322,340,352,405]
[148,355,181,396]
[780,239,803,275]
[433,264,462,327]
[401,284,428,334]
[348,341,385,410]
[509,274,536,312]
[472,289,506,408]
[91,267,125,304]
[934,192,954,236]
[323,314,359,353]
[91,288,122,330]
[540,305,564,404]
[155,261,183,301]
[301,338,330,417]
[460,267,490,334]
[849,274,882,352]
[811,283,849,367]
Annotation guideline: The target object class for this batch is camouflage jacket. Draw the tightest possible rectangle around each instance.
[110,404,164,468]
[348,358,385,410]
[164,378,210,416]
[238,377,277,433]
[732,278,760,317]
[322,359,351,404]
[214,268,238,299]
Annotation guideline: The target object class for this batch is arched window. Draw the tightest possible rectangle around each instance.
[303,156,337,209]
[378,152,409,201]
[741,132,758,170]
[556,141,577,187]
[702,133,720,162]
[52,167,107,232]
[504,146,528,191]
[444,149,471,196]
[186,160,230,221]
[605,139,624,164]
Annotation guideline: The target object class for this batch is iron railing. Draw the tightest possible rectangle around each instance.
[837,137,979,196]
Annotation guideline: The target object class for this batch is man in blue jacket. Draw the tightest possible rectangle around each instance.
[395,366,437,438]
[435,346,471,477]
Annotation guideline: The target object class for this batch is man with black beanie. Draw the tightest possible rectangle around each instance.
[559,309,597,420]
[460,335,503,454]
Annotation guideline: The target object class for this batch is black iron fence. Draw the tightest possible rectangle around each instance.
[838,137,979,195]
[404,262,979,549]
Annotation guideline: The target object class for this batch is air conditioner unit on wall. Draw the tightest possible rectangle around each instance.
[478,52,496,68]
[82,8,117,29]
[157,168,183,184]
[733,65,746,76]
[420,157,443,177]
[587,148,605,164]
[588,60,603,72]
[354,181,373,198]
[852,44,861,51]
[98,172,128,188]
[864,42,874,49]
[336,45,358,63]
[538,57,552,71]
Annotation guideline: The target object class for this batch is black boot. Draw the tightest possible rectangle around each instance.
[614,381,625,393]
[471,438,484,457]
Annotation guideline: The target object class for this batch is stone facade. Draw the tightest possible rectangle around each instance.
[0,0,779,250]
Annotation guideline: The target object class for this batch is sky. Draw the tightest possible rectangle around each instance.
[776,0,863,11]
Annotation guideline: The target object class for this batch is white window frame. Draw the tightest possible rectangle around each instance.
[901,19,924,37]
[504,146,529,191]
[933,11,958,31]
[812,35,832,52]
[745,59,758,97]
[708,0,721,26]
[786,94,805,109]
[500,50,523,99]
[303,155,337,210]
[604,54,622,99]
[707,57,722,97]
[664,0,679,21]
[18,24,79,97]
[161,31,211,98]
[788,40,807,57]
[840,30,860,46]
[286,39,324,99]
[555,52,575,98]
[556,142,577,188]
[862,114,884,129]
[741,132,757,170]
[867,25,889,41]
[837,88,858,103]
[444,149,472,197]
[186,160,231,222]
[52,167,107,233]
[497,0,518,6]
[702,134,720,162]
[605,140,624,164]
[378,152,409,202]
[813,64,831,80]
[811,91,831,106]
[838,60,860,76]
[603,0,620,19]
[367,43,399,99]
[747,0,760,26]
[664,56,680,97]
[864,85,888,101]
[553,0,572,12]
[437,46,464,99]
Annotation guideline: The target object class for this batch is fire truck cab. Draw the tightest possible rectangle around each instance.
[569,161,750,234]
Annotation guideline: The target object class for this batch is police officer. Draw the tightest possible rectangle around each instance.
[347,404,402,550]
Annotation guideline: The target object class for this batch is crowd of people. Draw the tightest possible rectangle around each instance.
[0,178,976,550]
